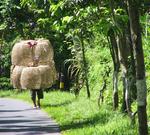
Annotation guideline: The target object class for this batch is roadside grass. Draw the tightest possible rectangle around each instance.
[0,89,141,135]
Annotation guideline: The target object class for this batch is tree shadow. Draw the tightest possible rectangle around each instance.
[42,99,75,107]
[0,115,23,118]
[0,116,60,134]
[0,108,35,113]
[0,120,60,135]
[61,112,111,131]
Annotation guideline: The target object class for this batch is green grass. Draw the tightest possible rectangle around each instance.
[0,89,140,135]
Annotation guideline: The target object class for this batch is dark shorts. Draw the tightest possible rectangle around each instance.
[30,89,44,100]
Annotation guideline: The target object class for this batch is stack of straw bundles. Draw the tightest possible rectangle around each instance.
[11,39,57,90]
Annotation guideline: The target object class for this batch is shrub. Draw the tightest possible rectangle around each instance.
[0,77,13,90]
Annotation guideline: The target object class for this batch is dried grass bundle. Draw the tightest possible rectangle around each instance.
[38,65,53,88]
[35,39,54,65]
[20,67,41,89]
[11,66,26,88]
[11,40,35,66]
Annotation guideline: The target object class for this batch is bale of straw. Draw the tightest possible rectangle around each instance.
[10,65,15,76]
[10,65,15,85]
[11,39,54,66]
[11,40,35,66]
[20,67,41,89]
[38,65,53,88]
[11,66,26,88]
[34,39,54,65]
[49,61,57,82]
[20,65,57,89]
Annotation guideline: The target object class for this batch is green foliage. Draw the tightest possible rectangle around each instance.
[86,33,113,91]
[0,36,21,77]
[0,77,12,90]
[0,40,11,76]
[64,35,85,94]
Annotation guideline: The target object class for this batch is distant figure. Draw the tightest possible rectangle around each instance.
[11,39,57,108]
[28,56,44,109]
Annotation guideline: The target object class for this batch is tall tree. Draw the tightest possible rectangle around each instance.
[107,28,120,109]
[127,0,148,134]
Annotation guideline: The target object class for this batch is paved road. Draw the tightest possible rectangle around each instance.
[0,98,61,135]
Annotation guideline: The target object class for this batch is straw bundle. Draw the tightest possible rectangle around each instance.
[10,65,15,85]
[49,61,57,82]
[35,39,54,65]
[11,66,26,88]
[11,40,35,66]
[10,65,15,76]
[20,67,41,89]
[20,65,57,89]
[38,65,53,88]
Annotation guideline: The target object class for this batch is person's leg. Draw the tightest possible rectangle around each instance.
[30,90,37,108]
[37,99,41,108]
[37,89,44,108]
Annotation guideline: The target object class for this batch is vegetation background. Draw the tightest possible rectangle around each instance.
[0,0,150,134]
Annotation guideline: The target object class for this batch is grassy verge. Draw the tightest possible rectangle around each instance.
[0,89,142,135]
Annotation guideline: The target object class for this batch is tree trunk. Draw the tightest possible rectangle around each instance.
[113,71,119,109]
[127,21,137,101]
[121,70,132,114]
[108,29,120,109]
[80,32,90,98]
[124,73,132,114]
[118,32,133,115]
[122,72,127,112]
[127,0,148,134]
